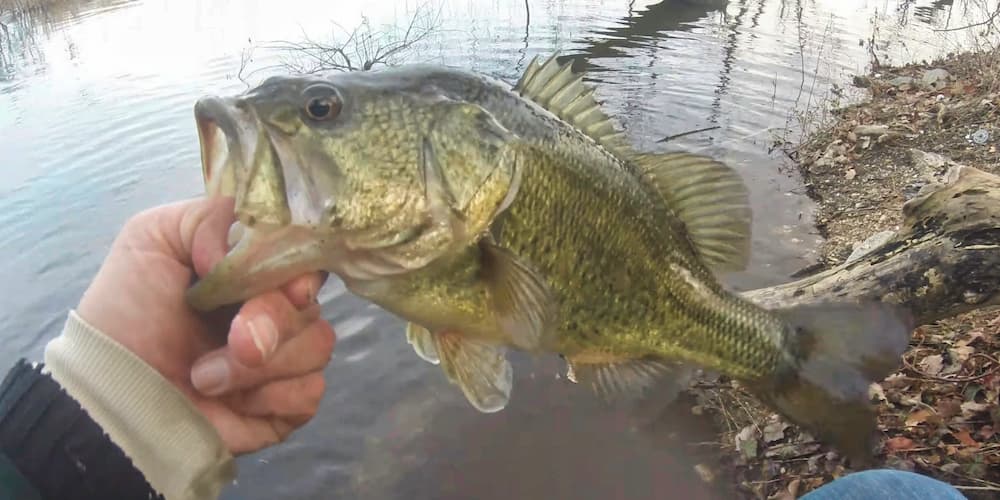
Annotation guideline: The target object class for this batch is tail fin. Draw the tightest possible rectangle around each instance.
[750,302,914,466]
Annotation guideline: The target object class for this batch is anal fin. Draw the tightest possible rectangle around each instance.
[435,331,513,413]
[564,354,691,402]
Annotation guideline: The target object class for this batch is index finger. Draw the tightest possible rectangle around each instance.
[279,271,329,309]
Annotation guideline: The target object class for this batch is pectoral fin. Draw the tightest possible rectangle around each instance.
[405,322,440,365]
[480,241,557,351]
[435,331,513,413]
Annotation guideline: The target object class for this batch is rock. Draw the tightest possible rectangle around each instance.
[921,68,950,90]
[970,128,990,145]
[846,230,894,263]
[888,76,914,87]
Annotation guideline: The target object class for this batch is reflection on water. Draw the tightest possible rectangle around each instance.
[0,0,995,498]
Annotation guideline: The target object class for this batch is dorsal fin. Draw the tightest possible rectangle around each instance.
[513,53,629,154]
[635,152,752,272]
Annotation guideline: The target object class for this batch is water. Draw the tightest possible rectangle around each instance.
[0,0,993,498]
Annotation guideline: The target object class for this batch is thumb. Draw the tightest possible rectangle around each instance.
[140,196,236,277]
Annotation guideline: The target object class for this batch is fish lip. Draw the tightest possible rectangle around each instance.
[194,96,258,197]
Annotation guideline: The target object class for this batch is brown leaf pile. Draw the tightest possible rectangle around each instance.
[686,48,1000,499]
[786,50,1000,265]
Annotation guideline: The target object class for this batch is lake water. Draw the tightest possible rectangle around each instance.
[0,0,990,498]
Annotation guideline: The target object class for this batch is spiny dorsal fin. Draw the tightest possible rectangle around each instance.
[564,355,680,400]
[480,240,556,351]
[435,332,513,413]
[405,322,440,365]
[635,152,752,272]
[513,53,629,154]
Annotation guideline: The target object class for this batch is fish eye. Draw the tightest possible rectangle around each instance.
[302,84,343,121]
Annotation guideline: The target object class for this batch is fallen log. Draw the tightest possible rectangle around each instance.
[741,162,1000,326]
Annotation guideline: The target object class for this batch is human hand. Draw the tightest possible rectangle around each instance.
[76,196,335,455]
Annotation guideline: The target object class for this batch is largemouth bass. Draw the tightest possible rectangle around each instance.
[186,53,912,464]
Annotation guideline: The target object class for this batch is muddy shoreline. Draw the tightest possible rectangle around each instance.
[689,49,1000,499]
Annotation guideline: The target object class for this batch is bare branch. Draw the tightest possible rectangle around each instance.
[933,1,1000,32]
[260,2,442,75]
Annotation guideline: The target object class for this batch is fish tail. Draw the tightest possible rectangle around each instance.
[750,302,914,466]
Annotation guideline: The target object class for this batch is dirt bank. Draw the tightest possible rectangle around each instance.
[690,50,1000,499]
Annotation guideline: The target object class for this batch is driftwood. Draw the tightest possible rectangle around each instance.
[741,162,1000,326]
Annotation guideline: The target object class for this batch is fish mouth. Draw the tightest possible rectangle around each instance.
[194,96,292,228]
[188,96,327,311]
[195,96,254,199]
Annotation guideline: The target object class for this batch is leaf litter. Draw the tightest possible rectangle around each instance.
[685,50,1000,499]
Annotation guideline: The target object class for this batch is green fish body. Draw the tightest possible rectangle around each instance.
[186,54,913,465]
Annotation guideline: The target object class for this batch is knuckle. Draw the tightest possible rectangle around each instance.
[315,323,337,357]
[303,375,326,414]
[246,292,296,331]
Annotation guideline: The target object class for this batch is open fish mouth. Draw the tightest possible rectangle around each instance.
[195,96,253,199]
[194,96,293,228]
[187,96,331,311]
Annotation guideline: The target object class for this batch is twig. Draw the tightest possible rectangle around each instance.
[717,391,737,433]
[920,460,1000,489]
[901,352,1000,383]
[954,485,1000,492]
[933,3,1000,32]
[657,126,722,143]
[735,397,764,436]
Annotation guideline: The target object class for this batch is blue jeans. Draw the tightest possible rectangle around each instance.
[802,470,966,500]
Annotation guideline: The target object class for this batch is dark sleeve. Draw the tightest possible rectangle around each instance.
[0,359,165,500]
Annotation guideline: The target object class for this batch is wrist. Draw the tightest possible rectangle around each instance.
[43,310,236,500]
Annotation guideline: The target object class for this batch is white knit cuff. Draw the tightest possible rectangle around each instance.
[43,310,236,500]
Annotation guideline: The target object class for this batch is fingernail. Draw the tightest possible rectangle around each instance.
[244,314,278,358]
[191,356,230,396]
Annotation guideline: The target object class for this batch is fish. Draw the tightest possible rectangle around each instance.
[185,53,913,465]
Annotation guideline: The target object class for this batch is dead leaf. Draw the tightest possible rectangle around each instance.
[763,421,789,443]
[735,425,758,460]
[964,384,984,402]
[905,409,933,427]
[949,345,974,363]
[952,430,978,447]
[919,354,944,376]
[955,332,983,347]
[693,463,715,483]
[960,401,991,418]
[978,425,994,440]
[885,436,915,452]
[869,383,888,403]
[937,399,962,419]
[883,373,909,389]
